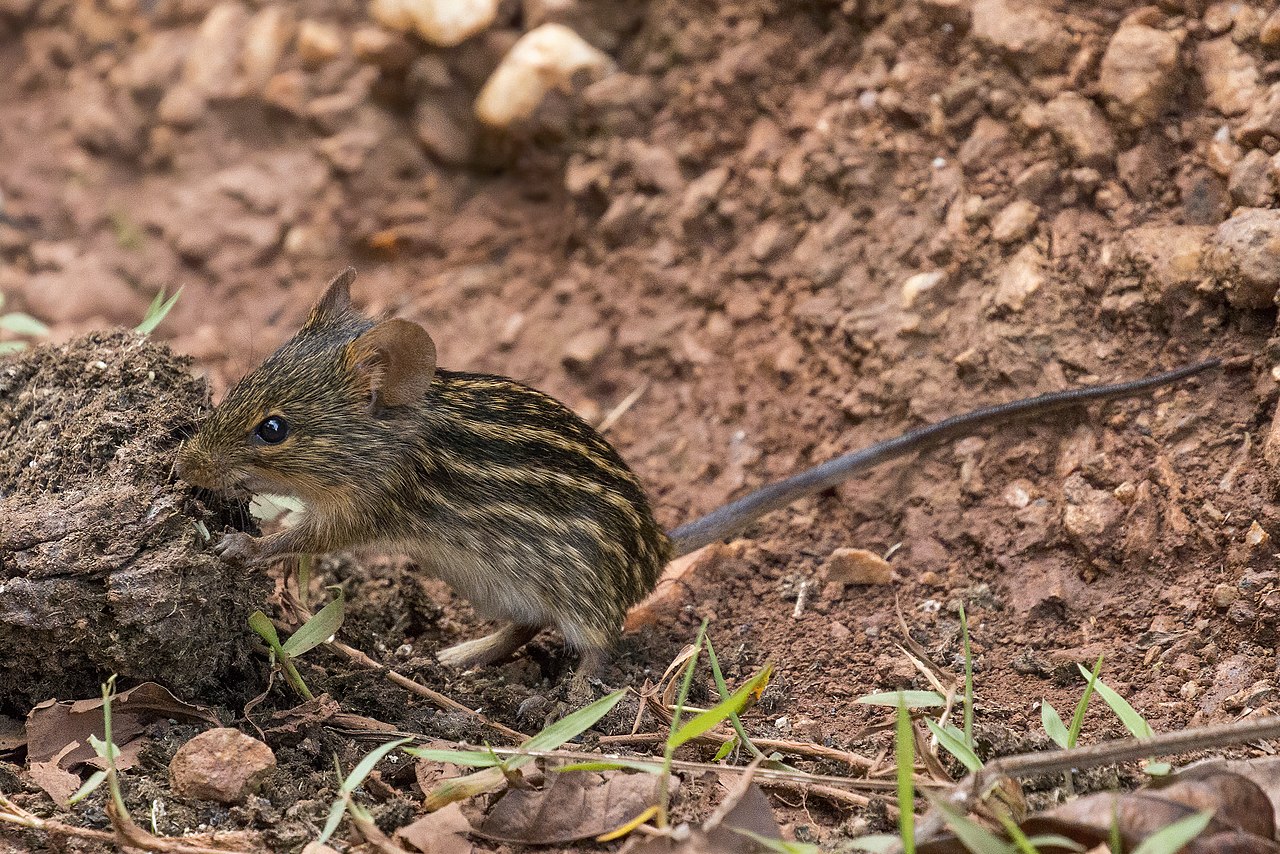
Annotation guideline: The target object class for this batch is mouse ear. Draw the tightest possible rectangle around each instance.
[349,318,437,412]
[304,267,357,330]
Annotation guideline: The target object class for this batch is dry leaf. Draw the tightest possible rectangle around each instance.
[395,802,474,854]
[27,682,219,772]
[27,761,81,805]
[475,770,673,844]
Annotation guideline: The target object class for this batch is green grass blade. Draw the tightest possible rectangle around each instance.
[1075,663,1154,739]
[669,664,772,749]
[1068,655,1104,747]
[523,689,627,754]
[0,312,49,336]
[712,736,737,761]
[958,603,974,747]
[1131,810,1213,854]
[0,340,27,354]
[858,690,945,708]
[844,835,902,853]
[67,770,108,805]
[135,287,183,334]
[280,591,345,658]
[342,738,412,796]
[897,694,916,854]
[1025,834,1085,851]
[1041,701,1070,749]
[925,719,982,772]
[248,610,284,653]
[706,635,769,762]
[403,748,501,768]
[927,798,1012,854]
[317,797,347,844]
[731,828,821,854]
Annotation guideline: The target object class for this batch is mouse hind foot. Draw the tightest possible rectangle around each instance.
[437,624,539,669]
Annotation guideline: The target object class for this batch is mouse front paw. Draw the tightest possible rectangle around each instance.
[213,531,263,565]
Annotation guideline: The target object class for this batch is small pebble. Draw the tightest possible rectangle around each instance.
[169,728,275,804]
[1247,521,1270,547]
[1212,583,1237,609]
[823,547,893,586]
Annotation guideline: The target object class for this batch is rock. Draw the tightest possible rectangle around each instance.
[990,199,1039,244]
[241,5,294,91]
[901,270,945,308]
[414,94,477,165]
[1239,83,1280,148]
[1247,521,1270,548]
[67,75,146,159]
[296,19,343,69]
[1116,139,1174,198]
[626,140,683,194]
[562,327,612,367]
[1121,224,1212,303]
[1196,37,1259,117]
[1205,207,1280,309]
[678,166,730,225]
[992,244,1045,311]
[823,548,893,586]
[1042,93,1116,167]
[1013,160,1058,201]
[474,24,613,128]
[970,0,1070,70]
[1098,24,1180,126]
[370,0,499,47]
[169,728,275,804]
[1212,583,1237,609]
[1228,148,1277,207]
[262,70,307,117]
[352,26,415,71]
[1062,473,1125,566]
[316,126,384,174]
[957,116,1012,172]
[110,30,191,96]
[183,2,250,100]
[157,85,207,128]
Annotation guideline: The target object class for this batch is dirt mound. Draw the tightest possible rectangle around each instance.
[0,332,266,710]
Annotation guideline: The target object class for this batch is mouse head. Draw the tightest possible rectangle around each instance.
[176,268,437,500]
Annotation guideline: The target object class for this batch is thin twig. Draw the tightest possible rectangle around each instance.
[916,713,1280,842]
[328,641,527,743]
[597,731,876,770]
[597,382,650,434]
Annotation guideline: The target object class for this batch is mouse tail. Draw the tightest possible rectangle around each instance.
[666,358,1221,557]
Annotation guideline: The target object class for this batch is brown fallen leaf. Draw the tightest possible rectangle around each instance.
[25,682,219,802]
[395,802,474,854]
[475,771,673,844]
[262,694,342,736]
[27,761,80,806]
[626,780,785,854]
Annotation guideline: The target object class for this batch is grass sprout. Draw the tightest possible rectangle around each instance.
[249,589,345,700]
[135,287,183,334]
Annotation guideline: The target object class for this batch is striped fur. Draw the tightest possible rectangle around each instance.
[177,293,672,660]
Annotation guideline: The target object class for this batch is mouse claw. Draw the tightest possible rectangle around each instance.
[213,531,261,565]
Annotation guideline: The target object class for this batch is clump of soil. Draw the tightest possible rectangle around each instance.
[0,331,266,711]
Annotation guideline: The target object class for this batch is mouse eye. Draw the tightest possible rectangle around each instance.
[253,416,290,445]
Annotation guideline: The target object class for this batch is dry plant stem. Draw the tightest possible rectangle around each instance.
[349,810,413,854]
[328,641,527,742]
[598,731,876,770]
[474,744,934,796]
[0,792,251,854]
[916,712,1280,842]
